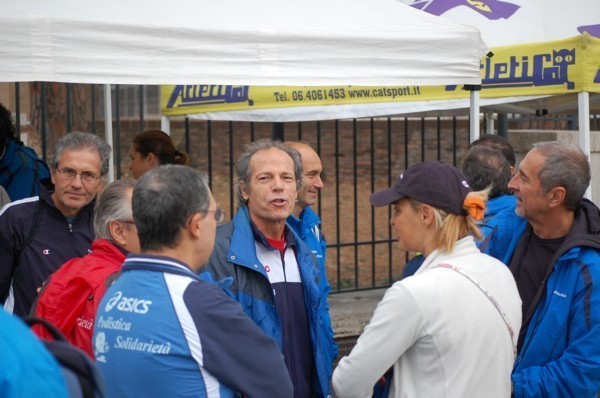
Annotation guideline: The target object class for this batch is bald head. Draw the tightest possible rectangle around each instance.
[284,142,324,215]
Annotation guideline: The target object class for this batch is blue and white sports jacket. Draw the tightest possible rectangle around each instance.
[94,254,293,398]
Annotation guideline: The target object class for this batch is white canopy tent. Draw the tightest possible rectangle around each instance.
[0,0,484,86]
[0,0,485,180]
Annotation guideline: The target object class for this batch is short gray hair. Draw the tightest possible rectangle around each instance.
[52,132,112,176]
[235,139,303,207]
[533,141,590,210]
[94,179,137,240]
[133,165,211,251]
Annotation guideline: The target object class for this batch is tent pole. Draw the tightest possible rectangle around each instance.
[579,91,592,200]
[161,116,171,134]
[469,89,480,142]
[103,84,115,183]
[486,112,495,135]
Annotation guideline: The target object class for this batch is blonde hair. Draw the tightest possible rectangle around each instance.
[410,190,488,253]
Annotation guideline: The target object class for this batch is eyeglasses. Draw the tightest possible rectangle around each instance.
[206,208,226,224]
[57,168,101,184]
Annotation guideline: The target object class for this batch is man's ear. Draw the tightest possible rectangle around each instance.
[240,180,250,201]
[548,186,567,208]
[188,212,204,239]
[108,220,128,247]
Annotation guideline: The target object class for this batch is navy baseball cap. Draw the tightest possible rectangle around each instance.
[370,161,472,215]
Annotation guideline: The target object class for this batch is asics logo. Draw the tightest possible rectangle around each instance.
[105,291,152,314]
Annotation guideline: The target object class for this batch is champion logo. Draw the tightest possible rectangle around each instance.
[42,249,51,255]
[264,265,271,273]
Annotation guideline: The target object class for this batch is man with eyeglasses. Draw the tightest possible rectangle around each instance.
[202,139,337,398]
[0,132,111,317]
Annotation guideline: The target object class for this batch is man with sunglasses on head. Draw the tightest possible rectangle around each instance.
[0,132,111,317]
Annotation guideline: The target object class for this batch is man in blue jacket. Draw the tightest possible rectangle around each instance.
[499,141,600,397]
[94,165,293,398]
[284,141,328,284]
[203,139,337,398]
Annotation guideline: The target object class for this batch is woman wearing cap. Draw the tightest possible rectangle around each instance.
[332,161,522,398]
[128,129,189,179]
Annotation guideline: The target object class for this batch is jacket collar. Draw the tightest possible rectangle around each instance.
[417,236,479,275]
[229,206,298,267]
[287,206,321,230]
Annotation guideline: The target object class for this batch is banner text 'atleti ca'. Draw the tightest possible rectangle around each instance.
[162,35,600,116]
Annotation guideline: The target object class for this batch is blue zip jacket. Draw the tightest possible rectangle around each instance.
[287,206,327,279]
[478,194,528,264]
[506,200,600,397]
[94,254,293,398]
[202,206,337,397]
[0,140,50,201]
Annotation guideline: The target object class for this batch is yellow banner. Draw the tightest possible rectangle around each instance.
[161,85,467,116]
[471,34,600,98]
[161,35,600,116]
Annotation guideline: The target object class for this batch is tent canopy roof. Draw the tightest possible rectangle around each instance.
[0,0,484,86]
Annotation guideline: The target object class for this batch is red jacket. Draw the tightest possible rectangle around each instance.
[32,239,126,358]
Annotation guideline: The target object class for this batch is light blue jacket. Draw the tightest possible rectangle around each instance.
[0,308,67,398]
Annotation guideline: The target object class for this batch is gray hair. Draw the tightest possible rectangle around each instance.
[462,145,512,199]
[235,139,303,207]
[533,141,590,210]
[94,179,137,240]
[133,165,211,251]
[52,132,112,176]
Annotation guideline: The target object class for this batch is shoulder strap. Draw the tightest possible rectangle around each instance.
[23,316,68,341]
[16,199,44,258]
[434,263,517,358]
[31,157,40,197]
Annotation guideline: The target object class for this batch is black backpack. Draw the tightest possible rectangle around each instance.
[24,317,106,398]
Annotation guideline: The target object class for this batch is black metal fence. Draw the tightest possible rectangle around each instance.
[3,82,583,293]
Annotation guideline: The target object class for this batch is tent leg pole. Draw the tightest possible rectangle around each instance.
[486,112,495,135]
[579,91,592,201]
[104,84,114,183]
[161,116,171,134]
[469,90,480,142]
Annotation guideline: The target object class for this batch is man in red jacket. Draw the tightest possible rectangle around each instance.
[32,179,139,358]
